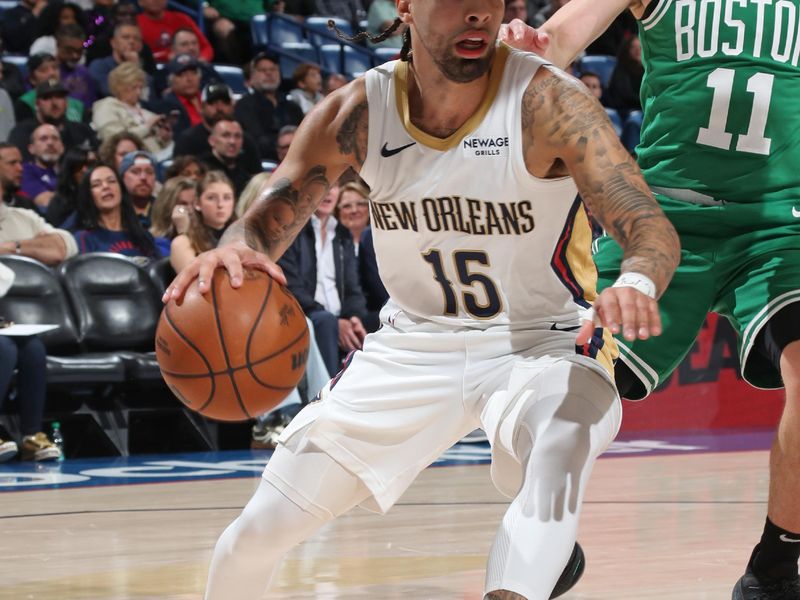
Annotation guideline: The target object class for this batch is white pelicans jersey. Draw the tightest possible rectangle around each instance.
[360,44,616,371]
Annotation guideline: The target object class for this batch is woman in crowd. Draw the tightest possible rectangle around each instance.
[287,63,323,115]
[335,181,370,255]
[164,155,207,182]
[169,171,235,273]
[97,131,145,173]
[72,164,160,262]
[150,176,196,241]
[92,63,173,160]
[45,147,96,227]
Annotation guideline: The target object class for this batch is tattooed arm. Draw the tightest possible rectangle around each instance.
[522,67,680,343]
[164,79,369,301]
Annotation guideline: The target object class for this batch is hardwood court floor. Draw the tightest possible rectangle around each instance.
[0,449,770,599]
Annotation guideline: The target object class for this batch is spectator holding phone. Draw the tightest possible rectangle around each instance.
[92,63,173,161]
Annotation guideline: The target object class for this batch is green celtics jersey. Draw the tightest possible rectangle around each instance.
[636,0,800,205]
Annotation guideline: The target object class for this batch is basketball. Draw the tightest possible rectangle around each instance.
[155,268,310,422]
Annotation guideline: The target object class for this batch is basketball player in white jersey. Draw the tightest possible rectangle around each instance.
[164,1,680,598]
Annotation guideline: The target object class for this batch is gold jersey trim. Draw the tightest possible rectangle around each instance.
[394,44,511,152]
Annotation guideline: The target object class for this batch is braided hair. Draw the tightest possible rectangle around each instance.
[327,18,412,62]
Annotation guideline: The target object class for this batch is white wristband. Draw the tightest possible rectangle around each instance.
[612,272,656,299]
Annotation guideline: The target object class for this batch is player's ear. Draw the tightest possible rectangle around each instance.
[397,0,412,25]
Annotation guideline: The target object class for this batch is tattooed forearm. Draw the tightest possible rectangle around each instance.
[220,167,331,260]
[524,70,680,297]
[336,100,369,167]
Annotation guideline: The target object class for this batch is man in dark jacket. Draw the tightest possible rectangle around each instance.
[278,180,367,376]
[234,52,304,161]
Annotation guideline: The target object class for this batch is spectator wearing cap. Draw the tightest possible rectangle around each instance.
[150,53,203,137]
[153,27,223,98]
[92,63,173,160]
[119,150,158,229]
[0,0,47,55]
[20,123,63,212]
[9,79,97,162]
[235,52,304,161]
[200,118,250,197]
[55,24,97,112]
[15,54,85,124]
[137,0,213,64]
[174,83,261,175]
[287,63,324,115]
[88,21,155,99]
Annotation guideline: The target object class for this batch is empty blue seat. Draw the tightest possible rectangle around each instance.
[305,16,352,47]
[373,47,400,65]
[269,14,305,45]
[605,108,623,137]
[578,55,617,88]
[251,14,269,48]
[278,42,319,78]
[3,54,27,80]
[320,44,371,77]
[214,65,246,95]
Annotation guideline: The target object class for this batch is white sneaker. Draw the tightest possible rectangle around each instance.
[0,438,18,462]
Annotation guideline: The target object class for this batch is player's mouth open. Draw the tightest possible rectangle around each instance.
[455,37,488,57]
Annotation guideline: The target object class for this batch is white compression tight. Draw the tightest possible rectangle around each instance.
[484,362,621,599]
[204,445,370,600]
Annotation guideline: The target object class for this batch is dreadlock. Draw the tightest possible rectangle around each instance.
[327,18,412,62]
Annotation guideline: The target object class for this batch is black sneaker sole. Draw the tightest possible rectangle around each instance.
[550,542,586,599]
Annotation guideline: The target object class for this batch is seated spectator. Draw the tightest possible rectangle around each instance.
[92,63,173,159]
[235,171,270,217]
[173,83,261,175]
[137,0,213,64]
[55,24,97,113]
[531,0,569,27]
[323,73,348,95]
[336,181,369,255]
[169,170,234,272]
[606,35,643,114]
[367,0,404,48]
[164,155,207,182]
[0,143,37,212]
[278,178,368,376]
[45,147,96,227]
[97,130,145,173]
[503,0,529,24]
[234,52,304,161]
[0,327,62,461]
[314,0,366,33]
[151,54,203,138]
[200,0,261,64]
[579,71,604,101]
[15,54,84,124]
[0,0,47,55]
[10,79,97,161]
[358,227,388,334]
[29,2,88,59]
[150,176,195,241]
[72,163,160,261]
[88,21,154,100]
[275,125,296,164]
[153,27,223,97]
[200,118,250,197]
[119,150,158,229]
[21,124,64,213]
[287,63,324,115]
[0,183,78,266]
[0,39,27,102]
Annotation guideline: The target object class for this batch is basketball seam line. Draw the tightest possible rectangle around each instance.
[211,276,250,419]
[163,305,217,412]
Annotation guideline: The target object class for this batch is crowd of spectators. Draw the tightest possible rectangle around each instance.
[0,0,645,458]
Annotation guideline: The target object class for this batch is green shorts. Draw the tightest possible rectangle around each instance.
[594,193,800,398]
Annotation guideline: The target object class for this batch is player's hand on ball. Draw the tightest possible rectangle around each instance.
[499,19,549,54]
[575,287,662,346]
[163,241,286,303]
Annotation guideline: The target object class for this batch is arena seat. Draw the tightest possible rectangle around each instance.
[2,54,28,81]
[605,108,623,137]
[214,64,247,95]
[279,42,320,77]
[373,47,400,65]
[305,16,352,47]
[147,256,176,297]
[320,44,372,78]
[578,55,617,88]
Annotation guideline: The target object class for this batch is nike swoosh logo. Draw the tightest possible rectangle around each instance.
[550,323,580,332]
[780,534,800,543]
[792,206,800,218]
[380,142,416,157]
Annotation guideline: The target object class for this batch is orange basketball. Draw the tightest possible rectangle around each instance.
[155,268,310,422]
